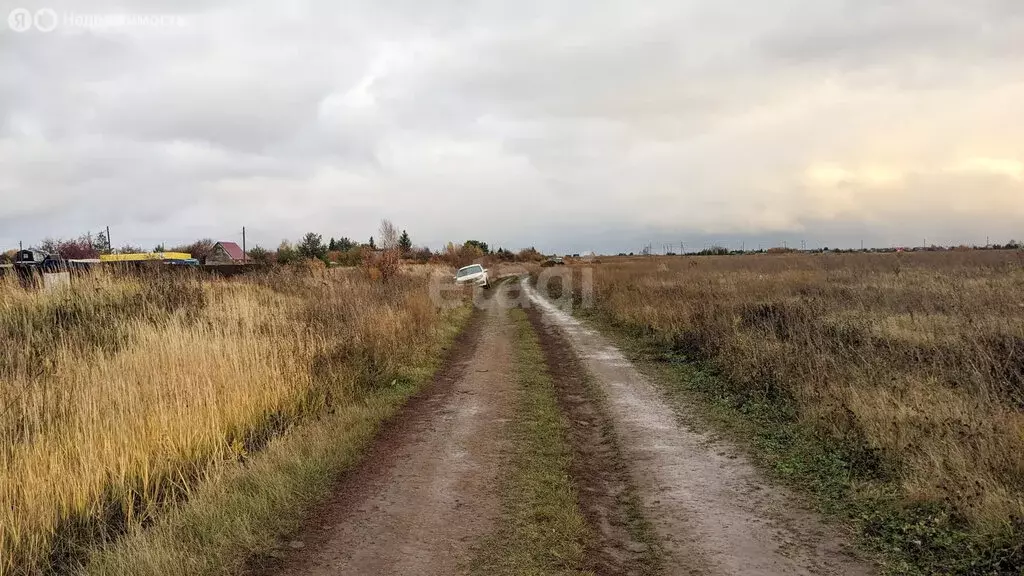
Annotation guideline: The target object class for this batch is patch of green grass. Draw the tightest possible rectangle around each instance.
[81,305,472,576]
[470,308,591,576]
[577,307,1024,576]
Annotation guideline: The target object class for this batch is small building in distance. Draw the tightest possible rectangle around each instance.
[207,241,247,265]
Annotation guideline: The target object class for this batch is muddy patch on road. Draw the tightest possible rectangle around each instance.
[526,306,662,576]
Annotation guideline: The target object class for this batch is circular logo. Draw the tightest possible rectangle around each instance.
[34,8,57,32]
[8,8,32,32]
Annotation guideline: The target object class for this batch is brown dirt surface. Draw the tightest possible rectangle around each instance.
[523,278,877,576]
[249,296,516,576]
[526,306,661,576]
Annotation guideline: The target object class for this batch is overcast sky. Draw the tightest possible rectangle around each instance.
[1,0,1022,254]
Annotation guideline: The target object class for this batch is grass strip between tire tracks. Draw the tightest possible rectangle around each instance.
[524,306,663,576]
[470,307,591,576]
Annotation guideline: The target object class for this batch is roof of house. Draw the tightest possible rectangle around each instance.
[217,241,246,261]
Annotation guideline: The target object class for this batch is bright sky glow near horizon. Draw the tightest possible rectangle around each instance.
[1,0,1022,254]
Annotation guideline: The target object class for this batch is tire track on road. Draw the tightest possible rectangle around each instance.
[524,278,876,576]
[255,298,515,576]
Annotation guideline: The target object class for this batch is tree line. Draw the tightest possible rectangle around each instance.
[2,220,548,268]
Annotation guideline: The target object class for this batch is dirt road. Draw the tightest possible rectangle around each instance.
[264,299,515,576]
[257,278,875,576]
[523,279,875,576]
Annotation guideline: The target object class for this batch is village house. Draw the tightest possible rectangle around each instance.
[207,241,247,264]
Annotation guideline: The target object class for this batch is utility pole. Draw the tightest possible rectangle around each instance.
[106,226,111,253]
[19,241,22,250]
[242,226,247,262]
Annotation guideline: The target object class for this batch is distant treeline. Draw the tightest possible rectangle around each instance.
[614,239,1023,257]
[2,221,552,269]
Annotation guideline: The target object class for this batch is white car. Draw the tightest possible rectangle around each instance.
[455,264,489,288]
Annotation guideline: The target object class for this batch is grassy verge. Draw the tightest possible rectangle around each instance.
[470,308,591,576]
[80,305,471,576]
[579,308,1022,576]
[1,268,462,574]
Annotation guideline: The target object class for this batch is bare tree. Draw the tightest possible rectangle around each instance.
[378,219,399,251]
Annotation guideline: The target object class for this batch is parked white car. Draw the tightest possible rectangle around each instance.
[454,264,489,288]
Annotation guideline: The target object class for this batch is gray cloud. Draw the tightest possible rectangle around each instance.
[1,0,1022,253]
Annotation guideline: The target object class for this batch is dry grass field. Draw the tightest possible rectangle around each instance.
[558,250,1024,573]
[0,267,460,575]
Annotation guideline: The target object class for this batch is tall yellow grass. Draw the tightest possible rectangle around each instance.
[576,251,1024,531]
[0,268,444,575]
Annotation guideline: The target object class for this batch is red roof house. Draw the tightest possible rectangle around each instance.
[208,241,247,264]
